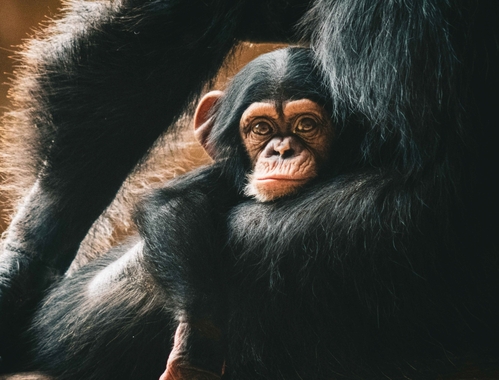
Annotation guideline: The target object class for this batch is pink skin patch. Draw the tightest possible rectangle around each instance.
[159,322,223,380]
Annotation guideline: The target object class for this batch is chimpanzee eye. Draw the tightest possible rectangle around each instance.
[295,117,318,133]
[251,121,273,136]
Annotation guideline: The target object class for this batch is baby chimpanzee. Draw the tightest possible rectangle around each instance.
[26,47,340,380]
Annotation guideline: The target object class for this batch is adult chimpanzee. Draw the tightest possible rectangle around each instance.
[0,0,498,379]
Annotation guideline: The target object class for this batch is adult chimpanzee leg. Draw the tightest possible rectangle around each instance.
[0,0,305,368]
[28,242,174,380]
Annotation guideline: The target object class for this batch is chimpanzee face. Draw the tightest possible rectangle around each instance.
[239,99,333,202]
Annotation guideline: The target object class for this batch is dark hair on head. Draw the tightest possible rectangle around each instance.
[210,47,330,192]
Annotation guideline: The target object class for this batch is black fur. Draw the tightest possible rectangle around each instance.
[0,0,498,379]
[29,164,237,379]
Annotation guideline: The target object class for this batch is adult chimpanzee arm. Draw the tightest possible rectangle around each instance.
[224,170,493,379]
[1,0,234,284]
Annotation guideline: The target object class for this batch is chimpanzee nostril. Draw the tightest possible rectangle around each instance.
[280,149,294,159]
[272,148,294,157]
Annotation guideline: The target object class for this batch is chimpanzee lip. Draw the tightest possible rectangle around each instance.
[256,176,313,182]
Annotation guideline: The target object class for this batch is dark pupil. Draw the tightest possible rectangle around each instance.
[253,122,271,135]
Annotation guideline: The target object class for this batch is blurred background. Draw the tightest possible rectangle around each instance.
[0,0,62,231]
[0,0,62,112]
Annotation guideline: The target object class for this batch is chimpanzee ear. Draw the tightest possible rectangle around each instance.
[194,90,223,158]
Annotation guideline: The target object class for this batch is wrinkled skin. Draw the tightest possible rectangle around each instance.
[239,99,333,201]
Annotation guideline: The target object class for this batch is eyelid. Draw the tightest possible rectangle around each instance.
[292,114,322,133]
[248,118,275,136]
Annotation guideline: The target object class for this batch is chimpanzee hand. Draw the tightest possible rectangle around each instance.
[160,321,224,380]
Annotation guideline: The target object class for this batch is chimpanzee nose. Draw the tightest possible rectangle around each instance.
[265,137,301,159]
[274,139,293,158]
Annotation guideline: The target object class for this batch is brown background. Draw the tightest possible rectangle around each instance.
[0,0,62,111]
[0,0,63,231]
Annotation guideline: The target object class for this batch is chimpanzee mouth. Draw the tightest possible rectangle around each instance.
[256,176,314,182]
